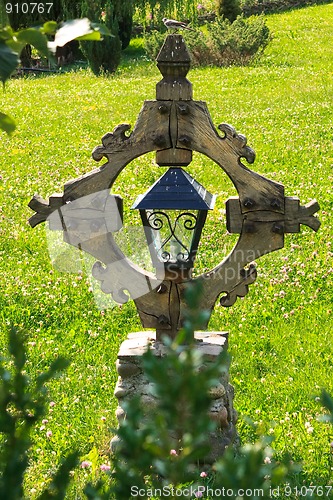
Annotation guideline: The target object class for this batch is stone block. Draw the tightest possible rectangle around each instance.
[116,359,142,378]
[112,331,238,462]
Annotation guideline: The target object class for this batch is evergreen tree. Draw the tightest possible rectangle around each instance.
[80,0,122,75]
[217,0,241,23]
[61,0,133,49]
[117,0,133,49]
[60,0,82,20]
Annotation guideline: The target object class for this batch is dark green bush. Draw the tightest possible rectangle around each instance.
[144,15,271,67]
[217,0,242,22]
[118,14,132,50]
[117,0,133,50]
[80,0,121,75]
[80,35,121,75]
[208,14,271,65]
[144,30,164,61]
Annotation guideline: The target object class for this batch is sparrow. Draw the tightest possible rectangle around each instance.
[162,18,195,32]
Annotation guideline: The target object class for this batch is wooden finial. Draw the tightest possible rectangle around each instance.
[156,34,192,101]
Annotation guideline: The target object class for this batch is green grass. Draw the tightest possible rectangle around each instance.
[1,3,333,497]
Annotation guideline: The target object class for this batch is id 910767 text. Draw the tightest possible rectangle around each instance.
[5,3,54,15]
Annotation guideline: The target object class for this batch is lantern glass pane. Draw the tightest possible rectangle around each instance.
[146,209,199,264]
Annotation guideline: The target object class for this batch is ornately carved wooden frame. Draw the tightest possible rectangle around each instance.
[28,35,320,339]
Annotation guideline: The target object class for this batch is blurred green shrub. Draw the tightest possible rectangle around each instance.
[0,326,77,499]
[144,15,271,67]
[79,0,121,75]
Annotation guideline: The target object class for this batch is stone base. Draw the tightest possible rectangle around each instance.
[111,331,238,464]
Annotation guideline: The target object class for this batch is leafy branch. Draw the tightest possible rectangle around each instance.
[0,18,111,135]
[0,326,72,499]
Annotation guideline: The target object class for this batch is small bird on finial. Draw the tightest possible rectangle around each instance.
[162,17,195,31]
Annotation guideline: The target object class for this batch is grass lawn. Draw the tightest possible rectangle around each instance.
[0,3,332,497]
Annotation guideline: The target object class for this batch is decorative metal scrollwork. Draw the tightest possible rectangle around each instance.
[147,211,198,263]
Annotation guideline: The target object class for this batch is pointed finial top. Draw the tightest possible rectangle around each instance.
[156,34,191,78]
[156,34,192,100]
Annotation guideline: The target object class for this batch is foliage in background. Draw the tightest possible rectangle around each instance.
[145,14,270,66]
[113,0,134,50]
[72,0,133,50]
[133,0,333,29]
[135,0,199,28]
[217,0,242,22]
[0,0,61,65]
[60,0,82,22]
[1,0,132,73]
[208,14,270,63]
[1,0,63,29]
[80,0,121,75]
[2,0,133,48]
[0,19,110,134]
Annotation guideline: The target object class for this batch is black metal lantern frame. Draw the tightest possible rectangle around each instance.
[132,167,216,271]
[140,208,207,269]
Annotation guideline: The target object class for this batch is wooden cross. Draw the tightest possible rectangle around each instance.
[28,35,320,340]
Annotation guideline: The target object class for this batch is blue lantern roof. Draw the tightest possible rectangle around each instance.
[132,167,216,210]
